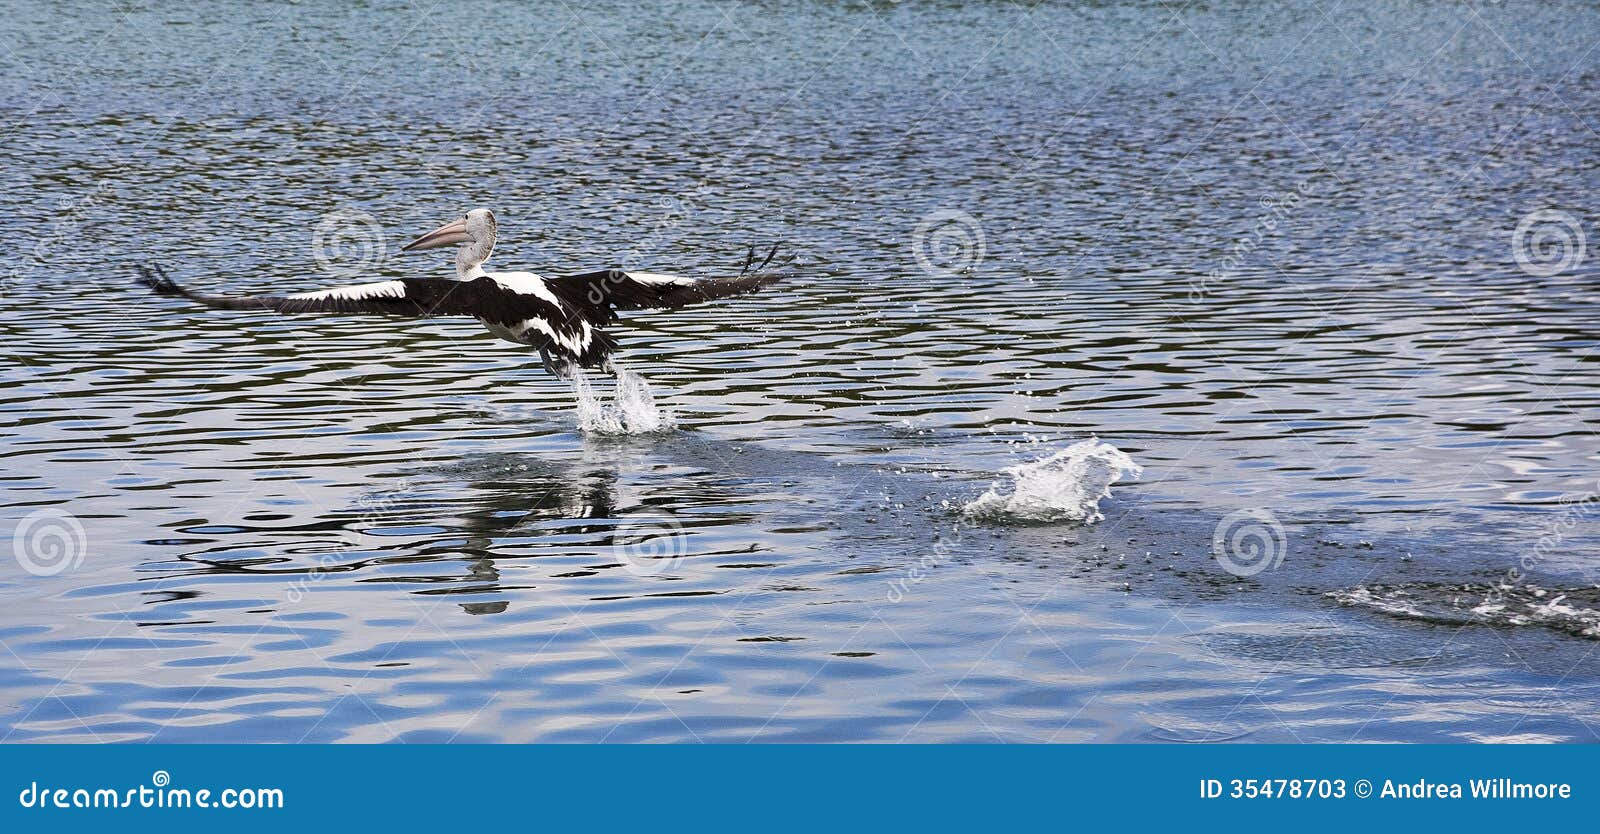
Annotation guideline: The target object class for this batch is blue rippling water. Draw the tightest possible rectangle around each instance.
[1,0,1598,742]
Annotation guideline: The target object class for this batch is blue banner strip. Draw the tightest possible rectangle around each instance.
[1,745,1593,832]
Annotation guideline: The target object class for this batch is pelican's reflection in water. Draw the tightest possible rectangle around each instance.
[160,437,804,617]
[380,457,626,615]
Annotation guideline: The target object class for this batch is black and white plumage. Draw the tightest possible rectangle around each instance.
[136,209,788,377]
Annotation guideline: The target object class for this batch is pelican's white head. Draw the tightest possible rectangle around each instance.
[402,208,497,279]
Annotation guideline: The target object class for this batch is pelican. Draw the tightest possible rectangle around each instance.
[136,208,788,377]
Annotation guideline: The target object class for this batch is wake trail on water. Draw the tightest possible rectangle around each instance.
[1328,583,1600,640]
[570,364,676,435]
[962,438,1142,524]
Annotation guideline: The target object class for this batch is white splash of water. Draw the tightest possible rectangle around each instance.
[570,364,676,435]
[963,438,1142,524]
[1329,583,1600,639]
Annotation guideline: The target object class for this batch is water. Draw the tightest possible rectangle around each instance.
[1,0,1599,742]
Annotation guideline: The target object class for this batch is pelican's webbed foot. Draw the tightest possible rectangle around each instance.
[135,263,182,295]
[738,242,794,276]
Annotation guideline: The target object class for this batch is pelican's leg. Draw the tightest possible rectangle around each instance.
[756,242,782,272]
[737,242,791,275]
[540,348,576,379]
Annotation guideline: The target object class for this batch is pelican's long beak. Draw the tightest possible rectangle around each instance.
[402,217,471,251]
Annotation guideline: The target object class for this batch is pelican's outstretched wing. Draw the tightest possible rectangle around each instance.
[136,264,561,321]
[137,264,610,368]
[546,268,788,323]
[138,264,464,316]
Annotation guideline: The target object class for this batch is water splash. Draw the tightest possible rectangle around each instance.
[1328,583,1600,640]
[570,364,676,435]
[963,438,1142,524]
